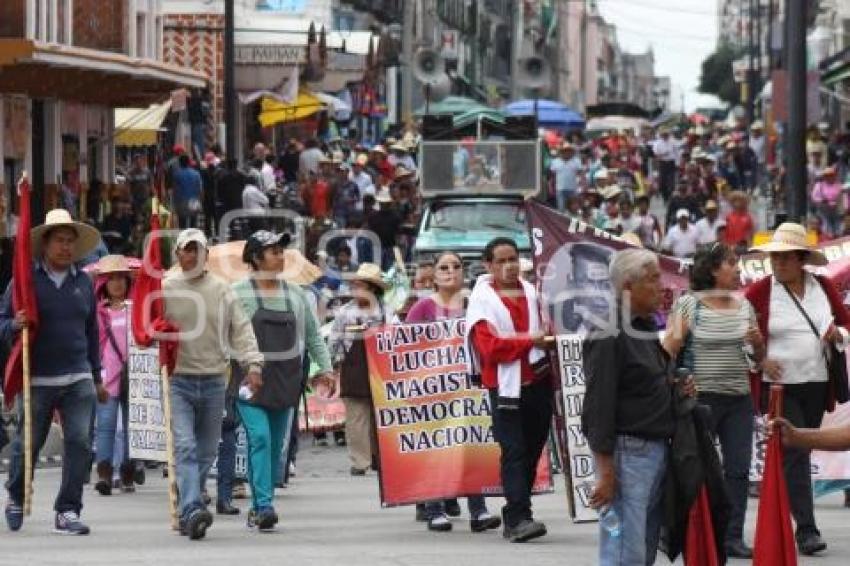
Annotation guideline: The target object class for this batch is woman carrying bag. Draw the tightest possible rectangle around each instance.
[231,231,336,531]
[328,263,396,476]
[745,222,850,556]
[93,255,141,495]
[663,243,765,558]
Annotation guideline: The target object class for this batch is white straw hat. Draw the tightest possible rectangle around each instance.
[750,222,827,265]
[31,209,100,262]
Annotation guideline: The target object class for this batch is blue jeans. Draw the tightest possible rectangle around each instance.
[237,401,294,511]
[216,423,237,505]
[556,189,576,212]
[6,379,96,513]
[598,435,668,566]
[95,396,129,466]
[699,393,753,543]
[170,375,226,518]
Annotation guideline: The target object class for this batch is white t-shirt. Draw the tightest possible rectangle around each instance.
[662,224,700,257]
[652,138,678,162]
[694,217,726,245]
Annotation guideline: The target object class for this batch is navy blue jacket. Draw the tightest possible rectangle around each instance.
[0,263,101,383]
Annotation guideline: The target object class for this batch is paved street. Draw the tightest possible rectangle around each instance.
[0,437,849,566]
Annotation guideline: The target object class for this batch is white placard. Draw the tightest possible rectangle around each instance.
[557,334,599,523]
[127,334,167,462]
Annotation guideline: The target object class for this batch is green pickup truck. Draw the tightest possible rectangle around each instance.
[412,140,540,277]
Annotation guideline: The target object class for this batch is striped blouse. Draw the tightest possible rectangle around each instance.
[674,294,755,396]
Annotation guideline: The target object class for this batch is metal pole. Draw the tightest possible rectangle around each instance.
[401,0,415,128]
[224,0,236,162]
[786,0,807,221]
[746,0,756,125]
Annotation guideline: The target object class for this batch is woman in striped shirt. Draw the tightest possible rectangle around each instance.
[663,243,765,559]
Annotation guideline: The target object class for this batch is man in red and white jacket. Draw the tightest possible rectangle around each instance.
[466,237,555,543]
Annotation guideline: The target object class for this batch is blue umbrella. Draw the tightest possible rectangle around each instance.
[503,99,585,128]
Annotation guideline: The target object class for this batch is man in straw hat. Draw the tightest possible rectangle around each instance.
[162,228,264,540]
[745,222,850,556]
[1,209,106,534]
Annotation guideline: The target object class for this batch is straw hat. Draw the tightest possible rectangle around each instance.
[600,185,623,201]
[394,166,414,180]
[371,145,387,155]
[352,263,388,290]
[389,143,408,153]
[95,254,132,275]
[31,209,100,262]
[750,222,827,265]
[750,120,764,131]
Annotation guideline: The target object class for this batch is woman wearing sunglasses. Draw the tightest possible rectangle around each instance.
[662,242,764,559]
[405,251,501,534]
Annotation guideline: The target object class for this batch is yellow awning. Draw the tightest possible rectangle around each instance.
[258,92,325,127]
[114,101,172,147]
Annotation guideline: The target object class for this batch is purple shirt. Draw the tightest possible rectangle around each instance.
[404,296,465,323]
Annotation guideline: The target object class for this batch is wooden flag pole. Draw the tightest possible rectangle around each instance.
[22,327,32,516]
[160,364,179,531]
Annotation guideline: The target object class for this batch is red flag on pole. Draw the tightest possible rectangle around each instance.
[4,175,38,407]
[130,204,178,373]
[684,486,720,566]
[753,385,798,565]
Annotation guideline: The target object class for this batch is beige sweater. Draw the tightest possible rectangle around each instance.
[163,270,263,376]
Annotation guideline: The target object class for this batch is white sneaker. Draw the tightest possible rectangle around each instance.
[289,462,297,477]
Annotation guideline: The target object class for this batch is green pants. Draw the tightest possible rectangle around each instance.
[236,401,295,511]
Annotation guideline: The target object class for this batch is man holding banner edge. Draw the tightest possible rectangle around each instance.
[466,237,555,543]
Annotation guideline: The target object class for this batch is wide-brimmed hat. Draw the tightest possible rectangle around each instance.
[600,185,622,201]
[96,254,132,275]
[31,209,101,262]
[675,208,690,220]
[370,145,387,155]
[750,120,764,130]
[750,222,827,265]
[594,169,610,181]
[704,199,719,211]
[351,263,388,290]
[389,143,408,153]
[394,166,414,180]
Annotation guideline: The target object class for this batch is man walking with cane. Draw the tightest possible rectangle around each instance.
[2,209,107,534]
[162,228,263,540]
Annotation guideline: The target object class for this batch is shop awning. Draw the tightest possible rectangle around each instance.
[258,92,325,127]
[114,102,172,147]
[822,62,850,86]
[0,39,207,107]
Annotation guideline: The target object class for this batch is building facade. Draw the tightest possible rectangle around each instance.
[0,0,205,227]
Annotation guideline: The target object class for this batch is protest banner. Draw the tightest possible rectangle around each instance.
[526,200,850,522]
[127,332,167,462]
[555,334,597,522]
[365,319,552,507]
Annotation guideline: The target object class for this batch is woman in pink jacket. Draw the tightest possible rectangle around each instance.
[811,166,843,236]
[92,255,140,495]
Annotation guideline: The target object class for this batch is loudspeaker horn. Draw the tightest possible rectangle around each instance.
[516,56,551,90]
[413,48,445,86]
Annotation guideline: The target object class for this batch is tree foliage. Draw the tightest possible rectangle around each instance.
[699,43,742,106]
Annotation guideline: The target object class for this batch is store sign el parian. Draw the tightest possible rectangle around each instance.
[235,45,307,65]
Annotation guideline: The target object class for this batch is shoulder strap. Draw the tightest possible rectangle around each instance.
[781,282,821,340]
[103,308,127,366]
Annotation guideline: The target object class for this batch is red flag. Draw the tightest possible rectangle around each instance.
[753,386,797,566]
[3,176,38,407]
[131,208,178,373]
[684,486,720,566]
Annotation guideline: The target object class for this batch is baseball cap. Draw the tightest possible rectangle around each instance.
[676,208,690,220]
[174,228,208,251]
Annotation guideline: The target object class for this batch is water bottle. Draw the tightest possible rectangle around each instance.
[599,505,621,538]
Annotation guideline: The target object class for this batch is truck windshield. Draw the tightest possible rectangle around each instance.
[426,202,526,236]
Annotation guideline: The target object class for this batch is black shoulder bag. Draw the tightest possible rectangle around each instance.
[781,283,849,406]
